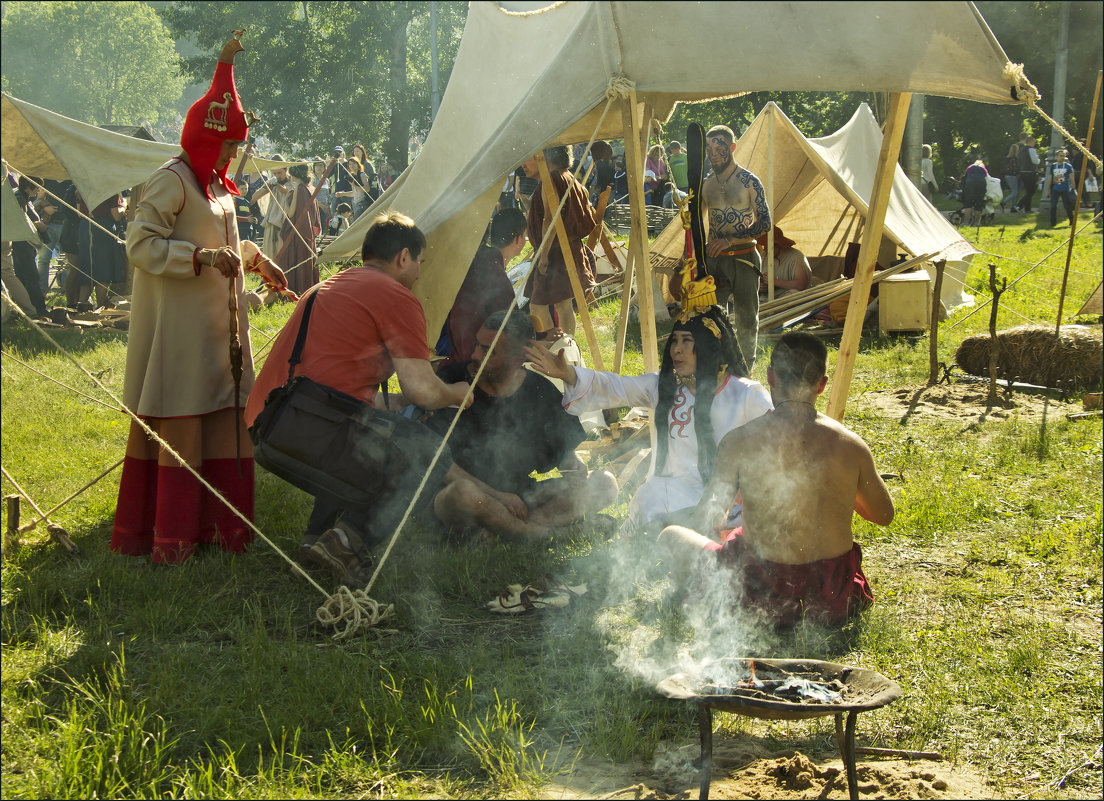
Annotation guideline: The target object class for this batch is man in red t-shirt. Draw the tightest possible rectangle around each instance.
[246,212,525,583]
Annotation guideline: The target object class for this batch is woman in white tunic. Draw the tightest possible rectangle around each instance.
[111,32,285,564]
[527,306,772,534]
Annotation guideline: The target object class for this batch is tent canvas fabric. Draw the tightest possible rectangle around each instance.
[1,179,38,243]
[1077,281,1102,317]
[321,0,1019,340]
[2,92,304,212]
[714,102,976,307]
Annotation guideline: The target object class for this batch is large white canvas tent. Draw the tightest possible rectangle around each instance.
[322,0,1022,358]
[1,92,297,213]
[733,101,977,308]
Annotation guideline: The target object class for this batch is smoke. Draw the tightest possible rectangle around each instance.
[584,531,780,690]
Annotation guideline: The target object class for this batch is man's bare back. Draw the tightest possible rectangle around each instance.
[712,404,893,564]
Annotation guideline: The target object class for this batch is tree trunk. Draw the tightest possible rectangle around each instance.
[385,8,413,173]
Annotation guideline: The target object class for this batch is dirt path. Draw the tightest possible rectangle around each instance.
[545,738,996,799]
[856,379,1082,425]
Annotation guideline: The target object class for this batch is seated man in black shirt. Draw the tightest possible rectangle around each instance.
[423,310,618,541]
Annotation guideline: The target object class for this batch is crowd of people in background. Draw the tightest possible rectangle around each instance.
[922,131,1101,227]
[6,115,1101,326]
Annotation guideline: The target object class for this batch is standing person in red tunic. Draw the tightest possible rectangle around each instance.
[274,162,321,298]
[111,31,286,564]
[438,207,527,369]
[523,146,597,336]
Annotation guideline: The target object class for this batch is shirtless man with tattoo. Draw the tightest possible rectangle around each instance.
[702,125,771,370]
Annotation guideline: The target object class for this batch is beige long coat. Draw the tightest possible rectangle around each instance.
[124,158,254,418]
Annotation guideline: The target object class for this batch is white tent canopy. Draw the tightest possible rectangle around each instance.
[322,0,1019,340]
[2,92,302,211]
[733,102,977,307]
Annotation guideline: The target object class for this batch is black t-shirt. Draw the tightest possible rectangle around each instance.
[427,362,585,495]
[330,162,353,194]
[516,166,539,197]
[592,159,616,192]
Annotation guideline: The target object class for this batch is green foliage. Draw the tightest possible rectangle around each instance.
[927,1,1103,180]
[158,1,467,168]
[1,1,184,125]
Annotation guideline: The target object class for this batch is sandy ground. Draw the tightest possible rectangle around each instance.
[855,378,1085,425]
[544,737,997,799]
[540,379,1080,800]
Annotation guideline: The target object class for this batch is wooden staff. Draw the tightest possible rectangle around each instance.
[228,268,243,476]
[312,157,339,201]
[232,140,254,188]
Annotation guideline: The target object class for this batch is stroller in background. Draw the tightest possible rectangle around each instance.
[948,176,1004,226]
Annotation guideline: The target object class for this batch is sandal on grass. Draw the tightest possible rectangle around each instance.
[485,576,588,614]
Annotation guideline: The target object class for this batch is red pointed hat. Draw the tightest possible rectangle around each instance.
[181,31,251,199]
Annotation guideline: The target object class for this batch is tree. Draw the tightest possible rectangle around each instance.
[925,1,1103,183]
[158,1,467,169]
[1,1,185,125]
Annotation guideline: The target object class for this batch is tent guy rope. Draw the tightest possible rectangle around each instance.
[1004,61,1103,170]
[0,301,392,638]
[360,86,621,599]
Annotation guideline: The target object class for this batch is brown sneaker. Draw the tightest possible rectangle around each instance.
[306,527,374,586]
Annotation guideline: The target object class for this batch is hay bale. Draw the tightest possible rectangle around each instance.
[955,325,1103,389]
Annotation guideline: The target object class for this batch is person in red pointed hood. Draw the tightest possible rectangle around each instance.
[181,31,251,200]
[111,30,286,566]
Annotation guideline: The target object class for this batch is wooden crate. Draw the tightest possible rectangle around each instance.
[878,270,931,332]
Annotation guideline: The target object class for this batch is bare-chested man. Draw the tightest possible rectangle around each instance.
[658,332,894,627]
[702,125,771,370]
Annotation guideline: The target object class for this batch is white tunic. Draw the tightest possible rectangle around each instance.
[563,367,773,528]
[124,159,253,418]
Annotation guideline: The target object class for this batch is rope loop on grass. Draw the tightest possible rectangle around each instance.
[315,585,395,639]
[1005,61,1103,170]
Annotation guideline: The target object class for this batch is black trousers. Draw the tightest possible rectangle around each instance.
[11,241,47,315]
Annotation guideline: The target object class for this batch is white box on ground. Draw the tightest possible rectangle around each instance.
[879,269,931,332]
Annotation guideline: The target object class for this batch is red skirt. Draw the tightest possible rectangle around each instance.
[110,410,254,564]
[707,528,873,627]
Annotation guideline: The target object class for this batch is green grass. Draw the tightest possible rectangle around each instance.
[2,212,1101,798]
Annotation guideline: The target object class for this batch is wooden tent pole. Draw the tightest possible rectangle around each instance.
[767,104,776,302]
[588,188,625,273]
[613,247,636,373]
[1055,69,1101,334]
[826,92,912,421]
[612,96,644,373]
[535,152,605,371]
[622,94,659,372]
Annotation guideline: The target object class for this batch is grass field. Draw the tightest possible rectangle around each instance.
[2,210,1101,798]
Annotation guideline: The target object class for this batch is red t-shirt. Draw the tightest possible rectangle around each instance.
[244,266,429,428]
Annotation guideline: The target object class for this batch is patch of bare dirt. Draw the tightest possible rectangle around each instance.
[544,739,997,799]
[855,380,1081,425]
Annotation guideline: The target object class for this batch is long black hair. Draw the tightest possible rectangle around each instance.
[654,306,744,482]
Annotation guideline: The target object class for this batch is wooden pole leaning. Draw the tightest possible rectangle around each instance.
[826,92,912,422]
[613,246,637,374]
[1055,69,1102,334]
[622,93,659,372]
[767,104,776,302]
[534,151,605,371]
[588,188,626,274]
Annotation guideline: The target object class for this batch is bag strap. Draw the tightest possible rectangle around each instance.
[286,288,319,383]
[283,285,389,405]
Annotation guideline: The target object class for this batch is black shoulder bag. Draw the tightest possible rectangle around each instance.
[249,289,444,510]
